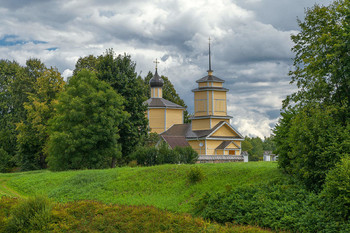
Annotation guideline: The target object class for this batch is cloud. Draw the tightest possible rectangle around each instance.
[0,0,334,138]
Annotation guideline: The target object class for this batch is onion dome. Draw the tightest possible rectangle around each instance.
[149,69,164,88]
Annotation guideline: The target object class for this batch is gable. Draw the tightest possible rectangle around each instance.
[211,123,239,138]
[226,142,239,149]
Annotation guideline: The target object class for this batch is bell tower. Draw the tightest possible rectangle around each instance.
[191,38,232,130]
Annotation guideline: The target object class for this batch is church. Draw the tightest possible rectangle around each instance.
[145,43,244,163]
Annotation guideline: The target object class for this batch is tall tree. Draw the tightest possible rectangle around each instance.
[74,49,148,164]
[0,59,39,171]
[285,0,350,120]
[47,70,127,171]
[16,66,65,170]
[144,71,190,123]
[274,0,350,191]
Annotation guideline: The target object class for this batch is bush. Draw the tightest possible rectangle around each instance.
[5,196,52,232]
[323,156,350,221]
[0,198,271,233]
[194,178,350,232]
[130,143,198,166]
[187,166,205,184]
[174,146,199,164]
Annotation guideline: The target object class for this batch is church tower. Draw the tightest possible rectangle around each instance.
[145,59,185,134]
[191,39,232,130]
[160,41,244,162]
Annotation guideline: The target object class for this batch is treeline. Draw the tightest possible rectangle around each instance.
[0,49,189,172]
[241,136,275,161]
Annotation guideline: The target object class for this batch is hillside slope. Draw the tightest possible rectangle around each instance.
[0,162,280,213]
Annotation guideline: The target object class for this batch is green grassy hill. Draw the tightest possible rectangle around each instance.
[0,162,280,213]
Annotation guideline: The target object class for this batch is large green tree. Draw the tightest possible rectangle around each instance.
[16,66,65,170]
[285,0,350,117]
[74,50,148,164]
[47,70,127,171]
[274,0,350,191]
[0,59,42,171]
[144,72,190,123]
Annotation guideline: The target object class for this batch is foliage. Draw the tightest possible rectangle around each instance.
[285,0,350,113]
[194,177,350,232]
[0,197,271,233]
[130,143,198,166]
[4,196,52,232]
[0,60,32,171]
[323,156,350,221]
[0,162,281,213]
[144,71,190,123]
[174,146,199,164]
[187,166,205,184]
[47,69,127,171]
[0,149,13,173]
[16,65,65,171]
[274,0,350,191]
[74,49,148,164]
[275,104,350,191]
[242,137,264,161]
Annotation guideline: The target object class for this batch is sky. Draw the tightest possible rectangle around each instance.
[0,0,334,138]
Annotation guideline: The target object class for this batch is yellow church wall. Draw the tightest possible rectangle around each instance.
[211,118,229,127]
[194,91,208,116]
[148,108,165,133]
[151,87,162,98]
[188,140,205,155]
[212,82,223,87]
[192,118,211,130]
[216,149,224,155]
[226,142,238,149]
[212,124,238,137]
[199,83,207,87]
[206,140,224,155]
[213,91,226,116]
[166,109,183,129]
[208,91,213,115]
[234,141,241,148]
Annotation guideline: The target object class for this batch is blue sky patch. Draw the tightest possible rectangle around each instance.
[46,47,58,51]
[0,34,47,46]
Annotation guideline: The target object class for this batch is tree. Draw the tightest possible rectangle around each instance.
[74,49,148,164]
[47,70,127,171]
[0,59,40,171]
[144,71,190,123]
[274,0,350,191]
[285,0,350,121]
[16,66,65,170]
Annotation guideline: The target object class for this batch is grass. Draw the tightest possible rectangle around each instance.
[0,197,272,233]
[0,162,281,213]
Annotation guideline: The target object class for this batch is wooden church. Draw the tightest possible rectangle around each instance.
[145,42,244,163]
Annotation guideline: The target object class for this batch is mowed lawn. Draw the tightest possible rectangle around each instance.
[0,162,281,213]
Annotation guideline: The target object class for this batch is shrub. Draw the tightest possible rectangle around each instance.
[131,144,198,166]
[323,156,350,221]
[187,166,205,184]
[193,178,350,232]
[174,146,199,164]
[5,196,52,232]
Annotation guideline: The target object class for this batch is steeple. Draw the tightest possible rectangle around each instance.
[207,37,213,76]
[149,59,164,98]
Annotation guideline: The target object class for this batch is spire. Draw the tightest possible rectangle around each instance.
[208,37,213,76]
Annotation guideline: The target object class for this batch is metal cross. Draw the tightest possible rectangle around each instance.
[153,58,160,70]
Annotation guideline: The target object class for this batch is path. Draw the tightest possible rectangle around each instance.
[0,178,24,198]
